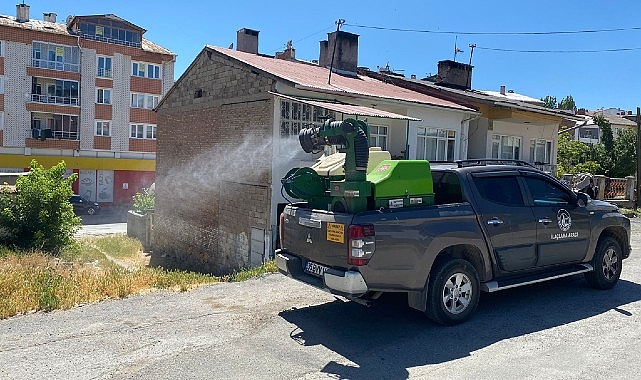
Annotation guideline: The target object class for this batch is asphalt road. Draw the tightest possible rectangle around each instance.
[2,219,641,379]
[76,206,128,236]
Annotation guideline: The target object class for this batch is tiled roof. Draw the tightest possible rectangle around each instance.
[206,46,474,112]
[0,14,173,56]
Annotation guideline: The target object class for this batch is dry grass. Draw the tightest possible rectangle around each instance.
[0,235,225,319]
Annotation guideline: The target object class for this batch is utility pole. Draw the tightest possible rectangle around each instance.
[328,19,345,85]
[634,107,641,208]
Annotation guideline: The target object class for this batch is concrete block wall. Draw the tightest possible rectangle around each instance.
[154,49,274,274]
[4,41,30,147]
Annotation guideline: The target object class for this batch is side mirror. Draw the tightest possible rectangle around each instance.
[576,192,590,207]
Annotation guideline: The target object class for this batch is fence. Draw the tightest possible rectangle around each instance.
[561,174,635,207]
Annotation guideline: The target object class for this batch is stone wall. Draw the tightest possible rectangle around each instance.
[153,48,274,275]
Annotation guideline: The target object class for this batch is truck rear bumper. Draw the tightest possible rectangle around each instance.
[275,249,368,296]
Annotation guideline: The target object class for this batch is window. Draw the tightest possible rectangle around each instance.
[473,175,524,207]
[523,176,572,206]
[130,124,144,138]
[130,124,156,139]
[146,95,159,109]
[491,134,521,160]
[279,100,335,138]
[146,125,157,139]
[31,112,78,140]
[97,56,112,78]
[417,127,456,161]
[131,93,145,108]
[78,20,141,47]
[0,40,3,56]
[95,121,110,136]
[0,76,4,94]
[0,112,4,130]
[31,41,80,72]
[529,139,552,164]
[96,88,111,105]
[369,125,388,150]
[132,62,161,79]
[30,77,79,106]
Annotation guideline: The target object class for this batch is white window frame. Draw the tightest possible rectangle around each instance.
[130,92,159,109]
[530,139,552,164]
[417,127,457,162]
[97,55,112,78]
[95,120,111,137]
[491,134,521,160]
[0,76,4,94]
[130,124,156,140]
[145,125,157,139]
[96,88,111,105]
[132,61,161,79]
[369,125,388,150]
[0,40,3,56]
[0,112,4,130]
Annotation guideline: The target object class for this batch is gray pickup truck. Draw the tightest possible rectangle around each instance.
[276,160,631,325]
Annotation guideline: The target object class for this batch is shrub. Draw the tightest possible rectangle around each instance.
[132,186,155,213]
[0,160,80,253]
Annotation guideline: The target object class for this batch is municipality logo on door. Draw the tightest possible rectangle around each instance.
[557,209,572,231]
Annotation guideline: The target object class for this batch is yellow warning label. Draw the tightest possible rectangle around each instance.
[326,222,344,243]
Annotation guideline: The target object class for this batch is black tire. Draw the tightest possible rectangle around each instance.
[585,236,622,289]
[87,207,96,216]
[425,258,480,325]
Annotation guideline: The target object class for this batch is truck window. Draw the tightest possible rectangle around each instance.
[472,175,524,207]
[523,176,573,206]
[433,172,464,204]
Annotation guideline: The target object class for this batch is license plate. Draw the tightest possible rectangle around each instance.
[304,261,329,277]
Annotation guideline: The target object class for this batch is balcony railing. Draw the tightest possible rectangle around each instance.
[97,68,113,78]
[31,94,79,106]
[31,59,80,73]
[81,33,141,48]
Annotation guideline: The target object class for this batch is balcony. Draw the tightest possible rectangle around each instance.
[31,59,79,73]
[31,94,79,106]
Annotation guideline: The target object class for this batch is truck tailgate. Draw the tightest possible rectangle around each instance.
[281,205,354,268]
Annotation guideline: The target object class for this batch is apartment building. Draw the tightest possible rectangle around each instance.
[0,4,175,204]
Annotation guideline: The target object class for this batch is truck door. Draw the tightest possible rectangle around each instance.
[521,173,590,266]
[471,172,537,273]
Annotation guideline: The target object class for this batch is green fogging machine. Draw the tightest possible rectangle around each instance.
[281,118,434,214]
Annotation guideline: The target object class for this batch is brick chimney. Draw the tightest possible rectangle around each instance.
[236,28,259,54]
[276,40,296,60]
[16,3,30,23]
[43,12,56,23]
[435,60,473,90]
[319,31,359,75]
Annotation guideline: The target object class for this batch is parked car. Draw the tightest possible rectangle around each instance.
[69,195,100,215]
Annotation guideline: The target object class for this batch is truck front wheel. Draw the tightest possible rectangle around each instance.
[425,258,480,325]
[584,236,622,290]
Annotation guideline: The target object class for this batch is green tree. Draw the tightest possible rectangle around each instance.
[541,95,557,109]
[611,128,637,178]
[132,186,155,213]
[594,115,614,175]
[556,131,601,176]
[558,95,576,111]
[0,160,80,253]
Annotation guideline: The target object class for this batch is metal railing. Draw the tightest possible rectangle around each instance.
[31,59,80,73]
[604,178,627,199]
[31,94,79,106]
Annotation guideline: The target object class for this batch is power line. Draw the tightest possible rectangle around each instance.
[476,46,641,53]
[344,23,641,36]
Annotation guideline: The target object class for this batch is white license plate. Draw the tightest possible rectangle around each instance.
[305,261,329,277]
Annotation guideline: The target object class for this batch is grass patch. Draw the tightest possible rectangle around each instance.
[0,235,280,319]
[225,260,278,282]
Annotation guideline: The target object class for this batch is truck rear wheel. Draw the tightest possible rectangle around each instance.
[425,258,480,325]
[584,236,622,290]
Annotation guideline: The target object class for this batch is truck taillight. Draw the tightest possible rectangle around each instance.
[279,212,285,248]
[348,224,375,266]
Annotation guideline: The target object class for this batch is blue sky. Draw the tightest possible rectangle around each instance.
[15,0,641,112]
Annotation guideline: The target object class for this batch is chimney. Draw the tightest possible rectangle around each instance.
[43,12,57,23]
[236,28,259,54]
[16,3,30,23]
[319,40,329,67]
[500,85,506,95]
[320,31,359,75]
[411,74,417,80]
[577,108,587,115]
[276,40,296,60]
[435,60,473,90]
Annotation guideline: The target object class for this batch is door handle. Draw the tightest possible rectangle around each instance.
[538,218,552,224]
[487,218,504,226]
